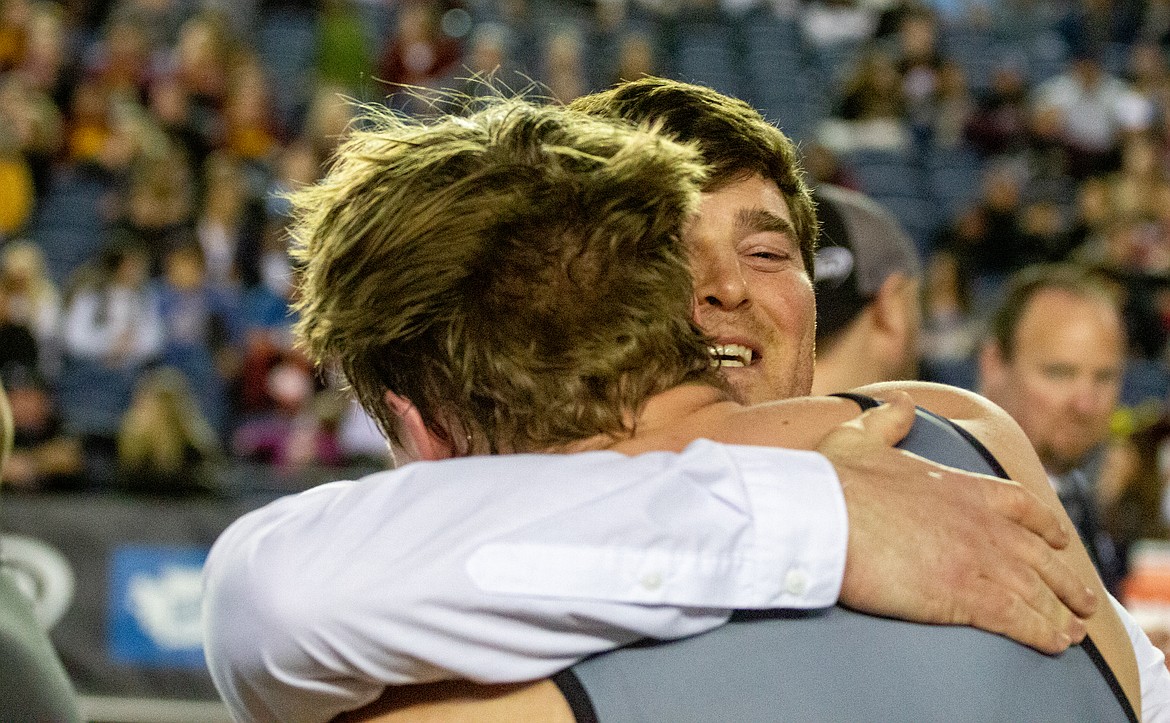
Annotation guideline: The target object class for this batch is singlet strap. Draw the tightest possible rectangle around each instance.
[1083,624,1140,722]
[551,668,599,723]
[832,392,1012,480]
[830,391,881,411]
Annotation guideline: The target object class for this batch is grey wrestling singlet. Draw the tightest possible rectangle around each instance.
[552,397,1135,723]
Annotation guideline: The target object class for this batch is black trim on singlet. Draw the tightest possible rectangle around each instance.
[1084,630,1141,723]
[830,391,881,411]
[832,392,1012,479]
[551,668,599,723]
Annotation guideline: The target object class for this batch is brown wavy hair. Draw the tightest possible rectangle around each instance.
[289,98,723,454]
[570,77,819,275]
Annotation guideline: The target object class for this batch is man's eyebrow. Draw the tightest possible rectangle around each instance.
[735,208,796,239]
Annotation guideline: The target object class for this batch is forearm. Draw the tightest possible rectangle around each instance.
[202,442,845,722]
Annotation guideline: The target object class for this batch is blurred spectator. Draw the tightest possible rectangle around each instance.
[115,0,190,50]
[1,367,83,491]
[0,285,37,375]
[892,8,944,137]
[1020,198,1075,263]
[1099,410,1170,583]
[235,244,296,415]
[157,242,241,436]
[919,250,978,368]
[939,163,1037,300]
[231,358,343,470]
[60,241,161,389]
[609,30,656,86]
[116,365,220,495]
[1033,47,1152,178]
[120,139,196,266]
[1068,175,1114,254]
[835,46,903,122]
[821,47,911,153]
[60,241,162,439]
[301,83,357,166]
[378,1,462,109]
[222,52,281,162]
[979,263,1128,592]
[1105,133,1170,222]
[84,12,156,99]
[147,75,212,193]
[1014,102,1076,206]
[928,60,973,149]
[966,61,1030,157]
[169,10,233,143]
[0,70,63,205]
[0,0,31,73]
[803,142,860,189]
[17,2,78,109]
[1053,0,1141,53]
[1,240,61,376]
[196,151,260,288]
[0,125,35,239]
[64,77,116,168]
[1124,42,1170,120]
[542,26,587,104]
[800,0,877,51]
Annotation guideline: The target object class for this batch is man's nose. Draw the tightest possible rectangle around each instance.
[1070,380,1108,416]
[692,250,749,313]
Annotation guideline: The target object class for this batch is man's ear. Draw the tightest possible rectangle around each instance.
[869,273,916,361]
[384,391,455,462]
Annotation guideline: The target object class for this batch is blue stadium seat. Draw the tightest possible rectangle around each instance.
[29,168,111,287]
[872,194,939,258]
[924,145,984,218]
[256,7,320,132]
[808,38,865,86]
[672,22,742,99]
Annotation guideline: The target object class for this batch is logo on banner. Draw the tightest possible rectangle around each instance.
[109,546,208,667]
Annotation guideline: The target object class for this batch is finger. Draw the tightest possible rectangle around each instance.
[968,579,1075,655]
[1013,529,1099,621]
[983,477,1071,551]
[980,541,1091,646]
[853,390,915,447]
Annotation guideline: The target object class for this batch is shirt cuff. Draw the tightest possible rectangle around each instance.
[727,444,846,609]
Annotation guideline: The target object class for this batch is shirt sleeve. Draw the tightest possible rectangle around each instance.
[1111,596,1170,722]
[201,439,845,723]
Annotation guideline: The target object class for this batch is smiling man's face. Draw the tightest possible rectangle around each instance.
[688,174,816,404]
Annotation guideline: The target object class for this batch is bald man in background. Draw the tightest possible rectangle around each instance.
[980,264,1128,593]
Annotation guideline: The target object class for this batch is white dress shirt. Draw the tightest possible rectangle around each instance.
[201,438,1170,723]
[202,440,845,723]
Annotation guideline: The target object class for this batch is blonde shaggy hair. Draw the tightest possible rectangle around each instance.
[289,98,724,454]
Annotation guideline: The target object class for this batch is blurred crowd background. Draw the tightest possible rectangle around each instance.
[5,0,1170,586]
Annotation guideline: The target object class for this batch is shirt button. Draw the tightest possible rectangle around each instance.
[785,569,808,596]
[640,572,663,591]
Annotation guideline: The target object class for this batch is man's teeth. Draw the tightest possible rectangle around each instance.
[709,344,753,368]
